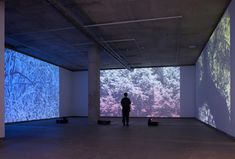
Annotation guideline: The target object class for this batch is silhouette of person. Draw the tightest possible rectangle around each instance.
[121,92,131,126]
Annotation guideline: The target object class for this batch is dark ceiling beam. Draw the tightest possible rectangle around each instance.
[46,0,131,70]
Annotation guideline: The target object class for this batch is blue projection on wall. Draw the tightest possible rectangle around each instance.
[4,49,59,123]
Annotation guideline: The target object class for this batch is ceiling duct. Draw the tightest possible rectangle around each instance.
[46,0,131,70]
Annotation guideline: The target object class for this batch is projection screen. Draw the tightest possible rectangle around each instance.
[5,49,59,123]
[100,67,180,117]
[197,10,230,127]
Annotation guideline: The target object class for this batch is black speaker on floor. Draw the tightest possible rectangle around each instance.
[97,120,111,125]
[56,117,68,124]
[148,118,159,126]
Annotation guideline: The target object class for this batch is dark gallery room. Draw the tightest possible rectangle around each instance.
[0,0,235,158]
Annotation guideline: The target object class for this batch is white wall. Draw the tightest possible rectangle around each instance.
[0,1,4,138]
[71,71,88,116]
[59,68,73,117]
[180,66,195,117]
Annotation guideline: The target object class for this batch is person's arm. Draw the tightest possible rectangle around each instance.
[121,98,124,107]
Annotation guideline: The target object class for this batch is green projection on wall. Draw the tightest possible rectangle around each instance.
[197,10,230,127]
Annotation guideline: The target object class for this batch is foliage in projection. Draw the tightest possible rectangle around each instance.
[208,11,230,112]
[4,49,59,123]
[198,103,215,127]
[197,10,230,126]
[100,67,180,117]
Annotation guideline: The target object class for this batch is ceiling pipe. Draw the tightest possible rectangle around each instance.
[73,38,136,46]
[46,0,131,70]
[84,16,183,28]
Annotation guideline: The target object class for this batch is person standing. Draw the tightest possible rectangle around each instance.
[121,92,131,126]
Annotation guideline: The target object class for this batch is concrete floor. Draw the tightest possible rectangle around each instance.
[0,118,235,159]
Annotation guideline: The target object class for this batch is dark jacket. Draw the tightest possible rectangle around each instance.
[121,97,131,112]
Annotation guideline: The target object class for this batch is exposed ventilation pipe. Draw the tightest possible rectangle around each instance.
[46,0,131,70]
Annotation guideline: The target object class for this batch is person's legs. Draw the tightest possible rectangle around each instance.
[126,112,129,126]
[122,110,125,126]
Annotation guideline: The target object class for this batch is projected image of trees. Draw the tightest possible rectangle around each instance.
[100,67,180,117]
[209,11,230,112]
[4,49,59,123]
[197,10,230,126]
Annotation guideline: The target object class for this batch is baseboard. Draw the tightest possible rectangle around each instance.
[67,116,88,118]
[5,117,60,125]
[100,116,195,119]
[5,116,90,125]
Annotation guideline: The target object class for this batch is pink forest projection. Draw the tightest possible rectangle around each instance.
[100,67,180,117]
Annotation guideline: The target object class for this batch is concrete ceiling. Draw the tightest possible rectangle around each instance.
[5,0,231,71]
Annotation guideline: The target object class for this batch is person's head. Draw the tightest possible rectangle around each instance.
[124,92,128,97]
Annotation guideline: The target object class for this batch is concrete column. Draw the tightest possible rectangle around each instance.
[88,45,100,122]
[0,1,5,138]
